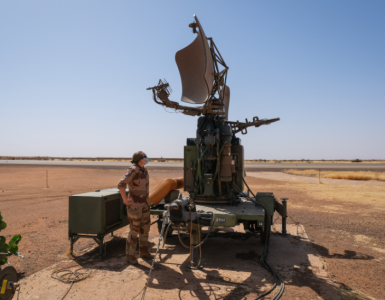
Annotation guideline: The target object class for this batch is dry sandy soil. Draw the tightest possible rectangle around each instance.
[0,166,384,299]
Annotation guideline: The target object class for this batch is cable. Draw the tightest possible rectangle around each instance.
[162,222,173,247]
[197,148,208,194]
[194,212,215,247]
[140,214,168,300]
[255,216,285,300]
[213,142,227,181]
[177,224,191,249]
[132,212,170,300]
[131,287,146,300]
[177,212,215,249]
[241,177,285,300]
[51,268,91,300]
[287,212,305,237]
[189,206,201,268]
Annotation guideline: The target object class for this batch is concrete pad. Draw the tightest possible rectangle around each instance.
[17,225,340,300]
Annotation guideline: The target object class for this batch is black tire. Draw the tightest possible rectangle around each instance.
[0,265,18,300]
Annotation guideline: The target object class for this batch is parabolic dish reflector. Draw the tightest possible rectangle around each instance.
[175,15,214,104]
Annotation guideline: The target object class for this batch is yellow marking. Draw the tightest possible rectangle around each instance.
[1,279,8,294]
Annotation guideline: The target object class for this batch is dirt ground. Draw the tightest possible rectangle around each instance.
[0,165,384,299]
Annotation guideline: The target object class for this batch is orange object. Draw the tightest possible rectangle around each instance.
[149,178,184,205]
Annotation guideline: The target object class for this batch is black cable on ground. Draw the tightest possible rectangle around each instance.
[242,177,285,300]
[51,268,91,300]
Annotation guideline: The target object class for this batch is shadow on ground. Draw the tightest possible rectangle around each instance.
[61,226,376,300]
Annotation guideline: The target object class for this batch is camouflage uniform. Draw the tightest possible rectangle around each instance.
[118,165,151,256]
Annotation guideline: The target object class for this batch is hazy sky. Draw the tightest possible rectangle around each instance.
[1,1,384,159]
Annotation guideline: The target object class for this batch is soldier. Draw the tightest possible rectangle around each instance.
[118,151,154,264]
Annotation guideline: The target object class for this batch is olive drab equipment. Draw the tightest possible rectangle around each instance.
[147,15,280,204]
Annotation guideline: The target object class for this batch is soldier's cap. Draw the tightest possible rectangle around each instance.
[131,151,146,164]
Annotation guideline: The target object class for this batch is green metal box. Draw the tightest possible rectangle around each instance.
[69,188,129,236]
[256,192,275,217]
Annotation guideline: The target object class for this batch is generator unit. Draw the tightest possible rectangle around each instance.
[68,188,129,257]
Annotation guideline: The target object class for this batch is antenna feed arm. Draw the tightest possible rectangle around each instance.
[147,79,204,116]
[226,117,280,135]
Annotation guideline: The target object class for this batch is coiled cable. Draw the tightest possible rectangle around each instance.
[51,268,91,300]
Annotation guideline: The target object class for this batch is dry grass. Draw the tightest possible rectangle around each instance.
[244,160,385,164]
[252,179,385,210]
[293,182,385,207]
[283,169,385,181]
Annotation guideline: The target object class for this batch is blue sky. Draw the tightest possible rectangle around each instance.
[1,1,384,159]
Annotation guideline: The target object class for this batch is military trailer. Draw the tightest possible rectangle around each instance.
[146,17,287,299]
[146,15,287,298]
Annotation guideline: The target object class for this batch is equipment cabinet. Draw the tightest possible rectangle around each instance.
[68,188,129,257]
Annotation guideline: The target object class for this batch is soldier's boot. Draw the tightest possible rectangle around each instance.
[126,255,138,265]
[140,251,154,259]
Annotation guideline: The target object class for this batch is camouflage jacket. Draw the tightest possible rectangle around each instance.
[117,164,149,207]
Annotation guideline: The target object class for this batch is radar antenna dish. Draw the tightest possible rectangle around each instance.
[175,15,214,104]
[147,15,279,132]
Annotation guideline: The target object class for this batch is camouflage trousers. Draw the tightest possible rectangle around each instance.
[126,205,151,256]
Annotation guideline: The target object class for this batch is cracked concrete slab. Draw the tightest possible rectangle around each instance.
[16,224,339,300]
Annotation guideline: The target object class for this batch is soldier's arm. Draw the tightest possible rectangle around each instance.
[118,168,137,206]
[119,186,129,206]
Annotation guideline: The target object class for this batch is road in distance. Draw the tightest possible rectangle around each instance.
[1,160,385,171]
